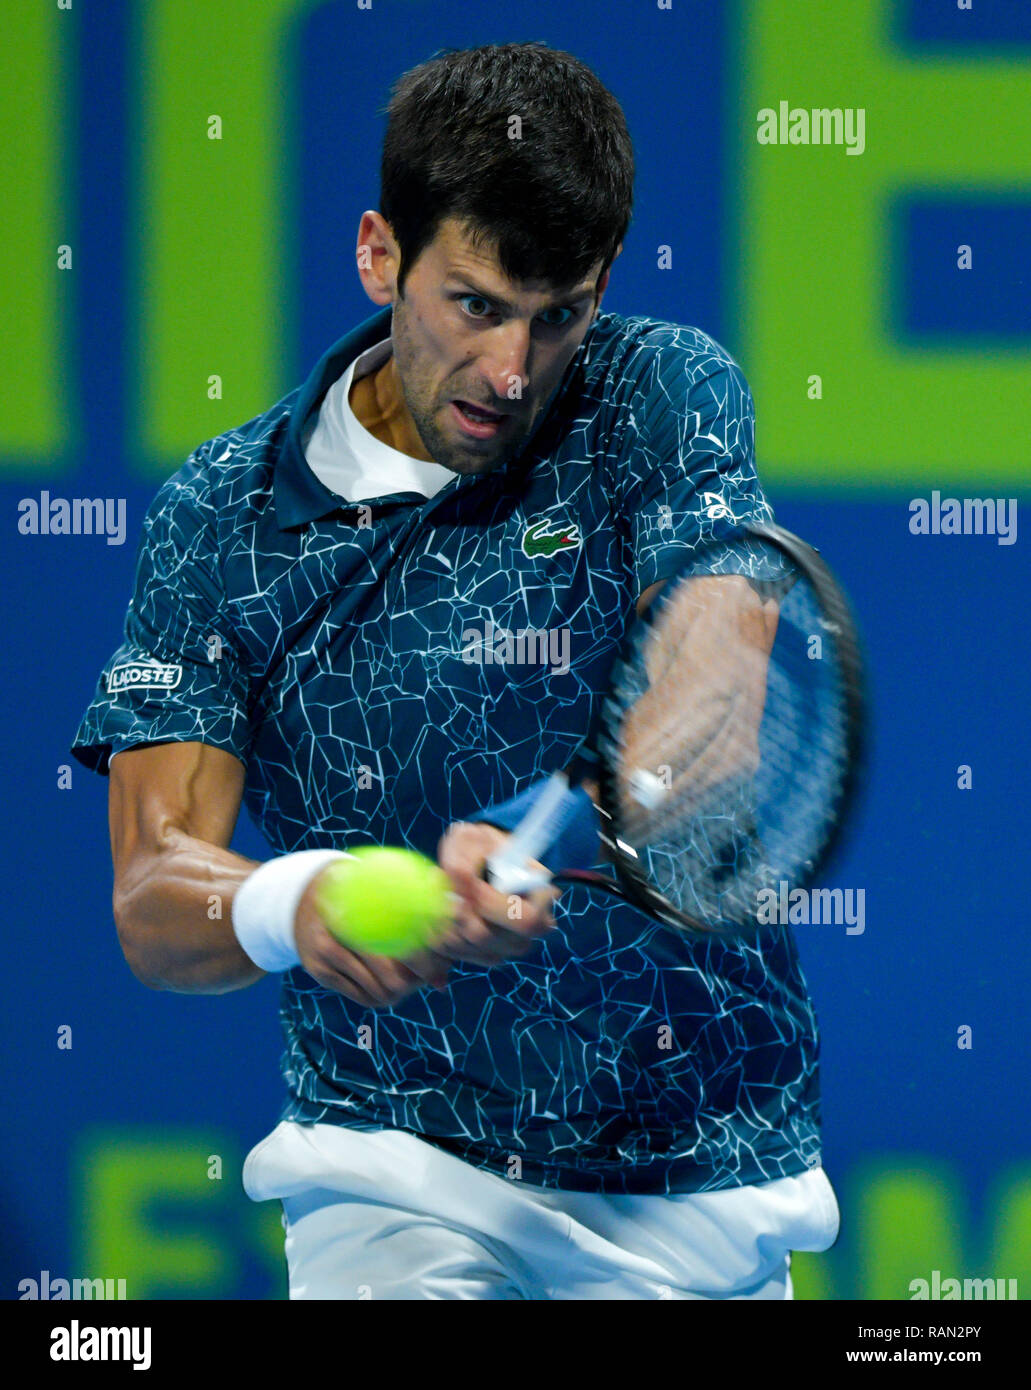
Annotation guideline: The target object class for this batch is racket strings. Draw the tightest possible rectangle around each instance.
[604,539,854,929]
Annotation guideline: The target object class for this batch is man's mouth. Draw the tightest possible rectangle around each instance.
[451,399,508,440]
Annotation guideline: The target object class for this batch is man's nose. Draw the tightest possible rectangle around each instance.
[480,321,532,402]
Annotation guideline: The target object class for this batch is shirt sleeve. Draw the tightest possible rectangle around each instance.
[70,452,252,776]
[611,328,774,595]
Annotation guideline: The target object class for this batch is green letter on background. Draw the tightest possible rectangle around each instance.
[986,1167,1031,1288]
[735,0,1030,486]
[796,1161,1031,1300]
[0,4,75,463]
[131,0,314,471]
[76,1129,238,1299]
[791,1165,963,1300]
[857,1164,963,1300]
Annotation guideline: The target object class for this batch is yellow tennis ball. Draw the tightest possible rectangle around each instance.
[314,847,453,958]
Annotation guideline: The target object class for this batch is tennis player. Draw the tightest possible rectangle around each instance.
[72,42,839,1299]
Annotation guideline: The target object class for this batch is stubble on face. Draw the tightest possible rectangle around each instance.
[367,220,606,477]
[386,290,541,477]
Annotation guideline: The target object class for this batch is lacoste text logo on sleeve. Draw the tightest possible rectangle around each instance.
[107,660,183,694]
[521,519,582,558]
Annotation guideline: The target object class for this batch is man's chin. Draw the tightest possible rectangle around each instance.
[440,451,509,477]
[427,428,524,476]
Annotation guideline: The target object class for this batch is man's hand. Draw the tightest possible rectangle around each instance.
[292,825,558,1008]
[432,821,559,965]
[293,868,454,1009]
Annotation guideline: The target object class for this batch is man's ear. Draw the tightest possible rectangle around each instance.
[355,210,401,307]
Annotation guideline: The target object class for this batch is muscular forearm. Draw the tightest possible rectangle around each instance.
[113,831,263,994]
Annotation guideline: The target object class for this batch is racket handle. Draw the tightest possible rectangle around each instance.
[483,770,570,894]
[484,860,555,895]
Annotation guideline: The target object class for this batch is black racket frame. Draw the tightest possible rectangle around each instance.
[553,522,866,934]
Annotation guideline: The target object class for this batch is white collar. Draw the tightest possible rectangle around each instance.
[304,337,456,502]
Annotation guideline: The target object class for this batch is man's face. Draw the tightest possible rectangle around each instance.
[387,218,608,475]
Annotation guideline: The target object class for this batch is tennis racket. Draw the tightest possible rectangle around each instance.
[485,521,865,935]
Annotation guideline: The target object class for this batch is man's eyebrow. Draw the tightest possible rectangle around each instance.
[445,274,595,312]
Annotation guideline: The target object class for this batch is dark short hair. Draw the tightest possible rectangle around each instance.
[380,42,634,296]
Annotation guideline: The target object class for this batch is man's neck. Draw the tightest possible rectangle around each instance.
[349,356,432,461]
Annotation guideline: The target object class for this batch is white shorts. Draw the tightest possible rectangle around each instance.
[244,1120,840,1301]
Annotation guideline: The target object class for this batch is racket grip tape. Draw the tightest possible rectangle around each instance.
[468,775,601,884]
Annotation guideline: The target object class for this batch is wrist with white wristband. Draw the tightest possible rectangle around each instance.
[231,849,350,972]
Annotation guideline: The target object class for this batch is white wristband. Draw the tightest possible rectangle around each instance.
[232,849,350,972]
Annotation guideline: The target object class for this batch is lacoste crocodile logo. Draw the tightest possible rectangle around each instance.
[521,519,582,558]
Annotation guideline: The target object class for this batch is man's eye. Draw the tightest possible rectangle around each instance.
[538,306,575,328]
[458,295,493,319]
